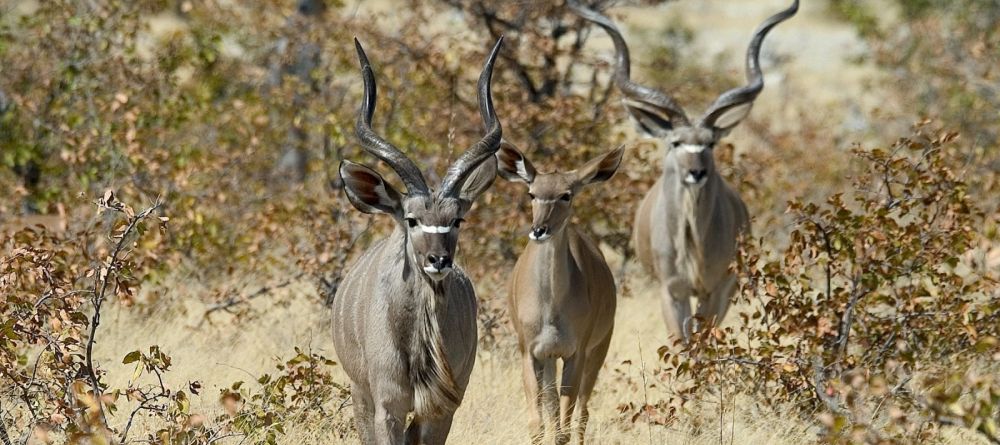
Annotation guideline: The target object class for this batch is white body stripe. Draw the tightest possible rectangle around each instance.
[419,225,453,234]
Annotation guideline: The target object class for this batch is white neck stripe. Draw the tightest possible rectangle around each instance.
[419,225,453,234]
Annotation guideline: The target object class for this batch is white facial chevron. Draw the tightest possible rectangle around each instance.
[681,143,706,153]
[419,224,453,234]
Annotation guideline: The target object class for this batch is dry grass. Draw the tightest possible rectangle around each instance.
[88,253,990,444]
[92,262,810,444]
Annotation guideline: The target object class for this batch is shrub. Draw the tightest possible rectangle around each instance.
[619,123,1000,443]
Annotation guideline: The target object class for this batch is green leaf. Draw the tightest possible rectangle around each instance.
[122,350,141,364]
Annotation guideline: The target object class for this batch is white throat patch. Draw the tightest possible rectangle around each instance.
[419,225,453,234]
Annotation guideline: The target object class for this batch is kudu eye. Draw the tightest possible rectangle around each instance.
[560,193,572,202]
[671,141,682,149]
[404,217,418,229]
[527,193,536,201]
[452,218,464,229]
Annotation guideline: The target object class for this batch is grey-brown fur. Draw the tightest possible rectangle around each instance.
[571,0,797,341]
[332,38,502,444]
[497,142,622,444]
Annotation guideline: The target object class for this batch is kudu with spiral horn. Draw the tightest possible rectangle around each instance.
[571,0,798,342]
[332,37,502,444]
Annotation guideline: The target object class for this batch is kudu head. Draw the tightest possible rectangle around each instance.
[571,0,798,188]
[340,38,503,282]
[496,141,624,242]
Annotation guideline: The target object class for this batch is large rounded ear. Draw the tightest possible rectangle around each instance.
[623,98,682,138]
[458,156,497,204]
[339,161,402,215]
[702,102,754,135]
[495,140,536,184]
[575,146,625,186]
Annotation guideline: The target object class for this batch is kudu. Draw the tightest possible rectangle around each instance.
[572,0,798,341]
[331,37,502,445]
[496,141,623,444]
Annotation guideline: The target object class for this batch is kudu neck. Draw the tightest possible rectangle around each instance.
[662,170,721,223]
[532,224,574,310]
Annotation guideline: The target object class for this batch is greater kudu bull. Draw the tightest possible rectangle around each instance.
[571,0,798,341]
[332,38,502,444]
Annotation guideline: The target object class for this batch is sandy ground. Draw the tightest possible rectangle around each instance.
[92,260,985,444]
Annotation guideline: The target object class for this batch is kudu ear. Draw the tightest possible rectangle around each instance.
[702,102,754,134]
[623,98,679,138]
[458,156,497,206]
[339,161,402,215]
[495,140,536,184]
[576,145,625,186]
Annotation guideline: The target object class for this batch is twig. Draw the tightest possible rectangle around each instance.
[85,200,163,430]
[636,338,654,445]
[810,219,833,303]
[834,275,865,359]
[0,401,13,445]
[202,272,306,318]
[870,374,912,423]
[119,398,165,445]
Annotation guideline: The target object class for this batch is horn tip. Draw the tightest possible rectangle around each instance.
[490,35,504,56]
[354,38,370,68]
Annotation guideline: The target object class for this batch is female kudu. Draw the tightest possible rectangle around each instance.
[497,141,623,444]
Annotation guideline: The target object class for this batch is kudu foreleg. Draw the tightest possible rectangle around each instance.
[575,335,612,445]
[373,402,407,445]
[351,387,376,444]
[521,354,547,443]
[404,415,455,445]
[697,273,737,330]
[660,277,694,343]
[557,354,585,445]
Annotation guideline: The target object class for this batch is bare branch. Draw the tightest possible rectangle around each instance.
[0,401,13,445]
[202,272,306,319]
[84,199,163,430]
[834,274,865,359]
[811,356,848,417]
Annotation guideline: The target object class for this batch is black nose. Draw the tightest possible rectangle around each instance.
[531,226,548,239]
[688,169,707,182]
[427,254,452,270]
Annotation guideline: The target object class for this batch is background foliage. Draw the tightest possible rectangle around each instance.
[1,0,998,443]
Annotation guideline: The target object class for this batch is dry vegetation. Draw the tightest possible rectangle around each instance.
[2,0,998,444]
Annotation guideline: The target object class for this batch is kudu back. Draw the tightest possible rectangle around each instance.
[496,141,623,444]
[332,38,502,445]
[571,0,797,342]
